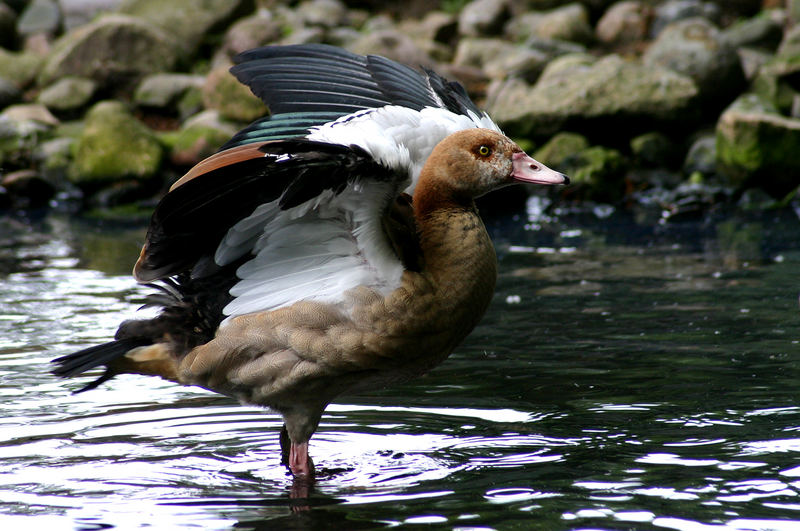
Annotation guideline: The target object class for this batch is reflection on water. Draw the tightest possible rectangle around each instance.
[1,206,800,530]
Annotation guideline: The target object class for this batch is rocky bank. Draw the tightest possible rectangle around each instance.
[0,0,797,219]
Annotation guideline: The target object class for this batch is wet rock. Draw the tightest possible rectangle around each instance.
[58,0,125,31]
[1,169,56,209]
[595,1,652,47]
[642,18,744,105]
[716,93,800,196]
[118,0,253,59]
[487,53,698,139]
[202,64,267,123]
[650,0,720,37]
[133,73,205,110]
[683,132,716,175]
[37,76,96,113]
[69,100,163,185]
[38,14,179,92]
[0,49,43,88]
[221,9,285,57]
[458,0,510,38]
[17,0,60,37]
[630,131,678,168]
[506,2,594,45]
[0,2,17,48]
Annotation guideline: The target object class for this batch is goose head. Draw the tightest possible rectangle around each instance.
[417,129,568,204]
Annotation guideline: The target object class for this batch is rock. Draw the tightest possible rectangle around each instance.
[506,2,594,45]
[737,47,773,81]
[1,169,56,209]
[202,64,267,123]
[69,100,163,185]
[453,38,548,81]
[295,0,348,28]
[118,0,253,59]
[683,132,716,175]
[37,76,96,113]
[487,53,698,139]
[595,1,652,47]
[221,9,285,57]
[0,78,21,110]
[458,0,510,37]
[0,2,17,48]
[164,121,235,167]
[533,131,589,167]
[401,11,458,45]
[0,49,43,88]
[0,112,51,168]
[349,29,433,68]
[58,0,126,31]
[1,103,59,126]
[35,136,74,178]
[751,28,800,113]
[630,131,678,168]
[133,73,205,109]
[38,14,179,91]
[716,93,800,196]
[721,12,783,51]
[650,0,720,37]
[17,0,61,37]
[643,17,743,105]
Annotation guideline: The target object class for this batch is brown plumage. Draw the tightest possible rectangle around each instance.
[53,128,566,481]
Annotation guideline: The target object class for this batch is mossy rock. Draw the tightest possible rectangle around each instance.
[202,65,268,123]
[716,93,800,197]
[0,49,43,88]
[163,123,234,166]
[69,100,163,185]
[534,132,589,167]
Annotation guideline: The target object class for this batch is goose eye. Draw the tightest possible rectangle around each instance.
[477,145,491,157]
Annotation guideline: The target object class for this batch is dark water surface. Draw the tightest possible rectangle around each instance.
[1,201,799,530]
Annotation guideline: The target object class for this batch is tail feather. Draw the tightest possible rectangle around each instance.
[51,337,149,383]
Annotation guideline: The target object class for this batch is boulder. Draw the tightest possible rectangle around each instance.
[458,0,510,37]
[683,132,716,175]
[650,0,720,37]
[17,0,60,37]
[642,17,744,105]
[721,11,783,51]
[38,14,179,91]
[506,2,594,45]
[133,73,205,109]
[37,76,96,113]
[595,1,652,47]
[716,93,800,196]
[0,49,43,88]
[221,10,285,57]
[164,120,236,167]
[202,64,267,123]
[295,0,348,28]
[349,29,433,68]
[487,53,698,139]
[58,0,126,31]
[630,131,678,168]
[118,0,253,59]
[69,100,163,185]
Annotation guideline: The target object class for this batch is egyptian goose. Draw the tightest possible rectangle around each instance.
[52,44,567,480]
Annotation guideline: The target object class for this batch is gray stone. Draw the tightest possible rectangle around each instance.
[506,2,594,45]
[202,64,267,123]
[716,93,800,196]
[486,53,698,138]
[295,0,347,28]
[349,29,433,69]
[454,38,549,82]
[651,0,720,37]
[37,76,96,112]
[683,133,716,175]
[643,18,743,101]
[737,47,773,82]
[596,1,652,46]
[221,10,285,57]
[133,73,205,109]
[1,103,59,126]
[458,0,510,37]
[722,12,783,51]
[402,11,458,45]
[118,0,253,59]
[38,14,179,91]
[58,0,124,31]
[17,0,60,36]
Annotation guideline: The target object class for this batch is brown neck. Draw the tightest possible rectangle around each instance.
[412,174,498,333]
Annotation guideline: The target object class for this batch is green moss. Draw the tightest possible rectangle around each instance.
[203,66,267,122]
[534,132,589,167]
[0,49,43,88]
[69,101,163,184]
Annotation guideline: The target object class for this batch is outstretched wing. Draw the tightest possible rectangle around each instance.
[222,43,489,150]
[134,140,407,321]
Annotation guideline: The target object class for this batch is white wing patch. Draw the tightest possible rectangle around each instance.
[219,180,403,321]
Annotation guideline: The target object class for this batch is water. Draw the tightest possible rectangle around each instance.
[1,203,800,530]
